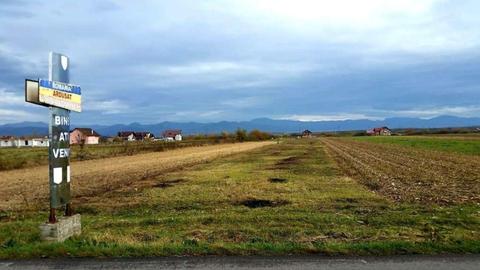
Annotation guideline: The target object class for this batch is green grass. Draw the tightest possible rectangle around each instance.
[0,147,48,170]
[0,139,478,258]
[352,136,480,155]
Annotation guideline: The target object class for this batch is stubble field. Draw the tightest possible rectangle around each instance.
[322,137,480,204]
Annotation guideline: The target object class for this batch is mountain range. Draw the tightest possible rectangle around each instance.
[1,115,480,137]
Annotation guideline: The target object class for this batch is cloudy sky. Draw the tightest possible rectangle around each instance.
[1,0,480,124]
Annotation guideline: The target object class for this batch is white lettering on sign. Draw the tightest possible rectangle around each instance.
[67,166,71,183]
[59,132,69,142]
[53,81,73,92]
[52,148,70,158]
[54,116,69,126]
[53,167,62,184]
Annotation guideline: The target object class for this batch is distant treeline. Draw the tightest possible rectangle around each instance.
[304,126,480,137]
[185,129,273,143]
[394,127,480,135]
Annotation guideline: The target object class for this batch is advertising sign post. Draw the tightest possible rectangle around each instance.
[26,52,82,241]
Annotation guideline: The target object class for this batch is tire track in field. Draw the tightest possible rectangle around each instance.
[322,138,480,205]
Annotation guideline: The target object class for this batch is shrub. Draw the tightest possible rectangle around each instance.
[235,128,248,142]
[248,129,271,141]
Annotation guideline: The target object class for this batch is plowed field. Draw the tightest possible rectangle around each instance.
[322,138,480,205]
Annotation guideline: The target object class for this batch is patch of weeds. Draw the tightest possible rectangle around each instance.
[0,212,9,222]
[326,231,352,239]
[182,238,199,246]
[201,217,215,225]
[173,203,203,211]
[75,205,100,215]
[423,223,443,242]
[1,239,17,249]
[73,239,117,249]
[133,232,158,242]
[319,166,338,177]
[249,236,266,243]
[154,179,186,188]
[141,218,162,226]
[364,179,381,191]
[353,208,374,214]
[236,199,290,208]
[274,156,301,169]
[336,198,359,204]
[336,204,355,210]
[269,178,288,183]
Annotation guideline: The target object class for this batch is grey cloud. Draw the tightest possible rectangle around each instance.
[1,1,480,124]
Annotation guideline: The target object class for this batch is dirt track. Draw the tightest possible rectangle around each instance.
[322,138,480,205]
[0,142,273,211]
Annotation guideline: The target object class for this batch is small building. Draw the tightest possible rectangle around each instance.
[31,137,49,147]
[70,128,101,145]
[302,130,313,138]
[117,131,154,141]
[1,136,49,147]
[134,132,155,141]
[162,129,182,141]
[118,131,136,141]
[13,137,34,147]
[0,136,14,147]
[367,127,392,136]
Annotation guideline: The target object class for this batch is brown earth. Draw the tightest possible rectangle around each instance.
[0,141,273,211]
[322,138,480,205]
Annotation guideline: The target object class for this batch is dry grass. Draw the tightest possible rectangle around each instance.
[0,141,273,211]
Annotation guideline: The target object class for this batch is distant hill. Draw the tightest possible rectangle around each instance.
[1,116,480,137]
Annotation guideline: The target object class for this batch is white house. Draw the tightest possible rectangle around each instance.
[13,138,32,147]
[117,131,154,141]
[118,131,136,141]
[0,136,49,147]
[31,137,49,147]
[162,130,182,141]
[0,136,14,147]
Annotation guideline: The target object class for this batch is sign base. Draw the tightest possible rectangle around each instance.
[39,214,81,242]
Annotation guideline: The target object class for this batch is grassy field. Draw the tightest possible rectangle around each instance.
[353,135,480,156]
[0,139,478,258]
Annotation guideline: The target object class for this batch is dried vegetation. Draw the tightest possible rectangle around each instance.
[0,142,273,211]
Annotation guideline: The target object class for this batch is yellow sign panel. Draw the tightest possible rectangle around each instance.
[38,79,82,112]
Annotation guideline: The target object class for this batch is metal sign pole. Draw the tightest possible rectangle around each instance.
[26,52,82,241]
[48,52,72,223]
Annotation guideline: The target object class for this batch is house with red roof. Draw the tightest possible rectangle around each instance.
[366,126,392,136]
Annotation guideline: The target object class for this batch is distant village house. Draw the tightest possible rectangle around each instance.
[162,129,182,141]
[0,136,49,147]
[367,126,392,136]
[0,136,14,147]
[70,128,101,145]
[302,130,313,138]
[118,131,136,141]
[134,132,155,141]
[117,131,154,141]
